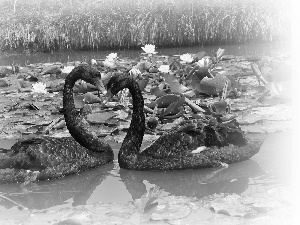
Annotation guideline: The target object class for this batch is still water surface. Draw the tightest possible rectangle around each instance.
[0,42,289,67]
[0,42,293,222]
[0,132,292,211]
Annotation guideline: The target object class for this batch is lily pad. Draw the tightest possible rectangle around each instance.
[151,204,191,221]
[87,112,116,124]
[192,51,206,60]
[84,92,102,103]
[147,94,181,109]
[164,73,189,93]
[164,96,185,116]
[199,74,230,96]
[150,86,167,97]
[210,194,255,217]
[0,79,9,87]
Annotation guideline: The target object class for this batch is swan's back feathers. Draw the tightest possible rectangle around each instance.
[119,138,262,171]
[142,128,206,159]
[0,136,113,183]
[0,136,111,171]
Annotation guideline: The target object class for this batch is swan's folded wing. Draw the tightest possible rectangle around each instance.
[1,137,92,170]
[141,130,207,159]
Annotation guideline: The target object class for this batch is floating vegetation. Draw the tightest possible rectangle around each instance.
[0,0,290,53]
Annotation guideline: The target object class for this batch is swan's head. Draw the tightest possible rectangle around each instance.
[102,73,133,103]
[75,65,106,94]
[106,73,131,94]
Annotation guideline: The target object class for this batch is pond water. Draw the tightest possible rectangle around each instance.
[0,132,293,215]
[0,42,290,67]
[0,42,294,223]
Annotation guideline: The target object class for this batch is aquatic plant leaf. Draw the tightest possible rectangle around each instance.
[84,92,102,103]
[0,79,9,87]
[43,66,61,75]
[86,112,116,124]
[163,108,184,119]
[192,51,206,60]
[150,86,167,97]
[188,67,211,90]
[151,204,191,221]
[114,110,129,120]
[198,74,230,96]
[0,66,14,75]
[221,55,236,60]
[216,48,225,60]
[164,96,185,115]
[137,77,149,91]
[169,60,182,70]
[210,194,254,217]
[218,70,241,77]
[163,73,188,93]
[182,90,196,97]
[74,94,84,109]
[52,119,67,130]
[134,62,151,73]
[147,94,181,109]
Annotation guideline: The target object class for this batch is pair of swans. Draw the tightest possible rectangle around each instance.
[0,65,261,183]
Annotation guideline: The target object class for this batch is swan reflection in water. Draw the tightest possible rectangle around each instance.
[0,160,262,210]
[0,164,114,210]
[119,159,263,200]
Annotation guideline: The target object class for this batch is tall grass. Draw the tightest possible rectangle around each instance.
[0,0,291,53]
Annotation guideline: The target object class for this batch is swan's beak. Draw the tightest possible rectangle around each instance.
[94,77,107,95]
[102,89,113,105]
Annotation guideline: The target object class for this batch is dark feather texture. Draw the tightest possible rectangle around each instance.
[0,65,113,183]
[106,73,262,171]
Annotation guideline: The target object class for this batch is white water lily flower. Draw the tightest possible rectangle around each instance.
[196,57,211,67]
[61,66,75,74]
[158,65,170,73]
[103,58,116,68]
[141,44,157,55]
[31,82,47,94]
[180,53,193,63]
[106,53,118,61]
[91,58,97,66]
[129,68,142,78]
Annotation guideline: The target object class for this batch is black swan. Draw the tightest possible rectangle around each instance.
[0,65,114,183]
[104,73,262,170]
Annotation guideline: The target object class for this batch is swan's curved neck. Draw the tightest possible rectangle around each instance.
[120,79,145,156]
[63,66,111,152]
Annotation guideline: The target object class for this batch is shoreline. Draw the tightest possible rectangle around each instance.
[0,0,289,53]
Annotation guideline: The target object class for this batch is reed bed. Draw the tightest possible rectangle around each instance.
[0,0,290,53]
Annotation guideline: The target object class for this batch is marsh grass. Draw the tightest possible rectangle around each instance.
[0,0,290,53]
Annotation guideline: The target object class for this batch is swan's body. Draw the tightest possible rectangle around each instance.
[0,65,113,183]
[105,74,261,171]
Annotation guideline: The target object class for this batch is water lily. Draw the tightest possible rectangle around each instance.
[158,65,170,73]
[31,82,47,94]
[141,44,157,55]
[216,48,225,60]
[196,57,211,67]
[103,58,116,68]
[129,68,142,78]
[106,53,118,61]
[180,53,193,63]
[91,59,97,66]
[103,53,118,68]
[61,66,75,74]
